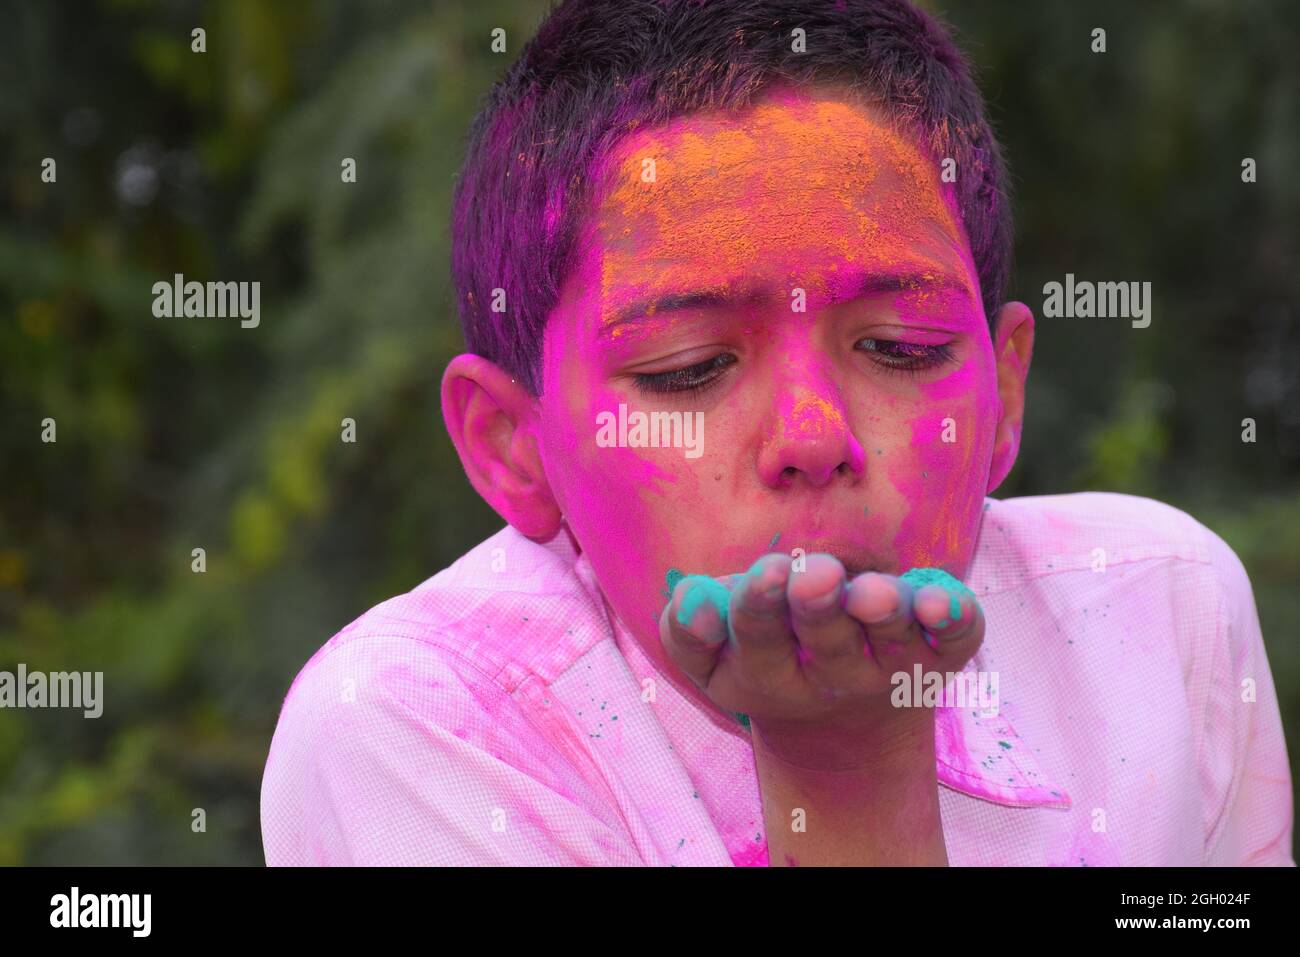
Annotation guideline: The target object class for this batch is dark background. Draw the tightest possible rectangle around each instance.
[1,0,1296,864]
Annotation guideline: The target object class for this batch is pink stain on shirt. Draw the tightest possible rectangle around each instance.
[261,493,1295,866]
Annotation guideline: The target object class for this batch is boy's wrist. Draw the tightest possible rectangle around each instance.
[751,707,948,866]
[750,701,937,773]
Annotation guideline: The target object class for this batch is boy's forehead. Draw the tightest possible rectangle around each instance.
[570,87,973,328]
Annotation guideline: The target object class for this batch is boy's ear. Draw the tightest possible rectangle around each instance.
[986,301,1035,494]
[441,354,563,540]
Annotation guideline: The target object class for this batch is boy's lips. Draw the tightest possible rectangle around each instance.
[825,555,879,578]
[762,537,884,579]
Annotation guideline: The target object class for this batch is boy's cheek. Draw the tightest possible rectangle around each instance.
[884,391,997,573]
[555,440,700,564]
[561,463,708,642]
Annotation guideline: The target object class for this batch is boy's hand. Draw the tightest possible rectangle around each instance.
[659,553,984,769]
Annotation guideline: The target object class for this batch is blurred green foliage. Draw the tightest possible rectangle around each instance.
[0,0,1296,864]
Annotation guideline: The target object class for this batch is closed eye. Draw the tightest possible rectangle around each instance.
[856,338,955,375]
[632,353,737,395]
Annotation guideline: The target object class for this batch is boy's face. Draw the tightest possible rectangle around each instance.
[531,86,1029,676]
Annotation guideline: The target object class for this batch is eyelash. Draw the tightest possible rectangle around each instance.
[857,339,956,375]
[633,353,737,395]
[631,339,955,395]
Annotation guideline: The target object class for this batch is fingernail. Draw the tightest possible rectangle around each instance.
[857,573,901,624]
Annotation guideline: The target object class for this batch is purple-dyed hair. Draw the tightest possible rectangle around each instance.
[451,0,1013,395]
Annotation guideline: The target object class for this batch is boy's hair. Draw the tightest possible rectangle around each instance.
[451,0,1012,395]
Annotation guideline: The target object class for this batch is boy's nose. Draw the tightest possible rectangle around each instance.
[756,387,866,489]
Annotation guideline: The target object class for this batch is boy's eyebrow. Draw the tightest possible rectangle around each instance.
[600,268,973,338]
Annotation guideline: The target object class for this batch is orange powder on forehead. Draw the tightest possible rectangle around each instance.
[592,93,967,325]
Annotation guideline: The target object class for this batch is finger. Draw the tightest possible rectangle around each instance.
[786,553,869,686]
[726,553,796,666]
[660,574,731,689]
[911,582,984,660]
[844,573,917,668]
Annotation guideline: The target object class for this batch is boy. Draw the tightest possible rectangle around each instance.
[260,0,1294,865]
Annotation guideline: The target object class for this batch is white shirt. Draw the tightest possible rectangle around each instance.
[261,492,1294,865]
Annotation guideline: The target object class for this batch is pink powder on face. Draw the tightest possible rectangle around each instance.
[882,300,1000,573]
[887,400,987,569]
[535,86,992,677]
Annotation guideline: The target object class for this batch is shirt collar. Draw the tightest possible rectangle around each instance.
[934,703,1071,809]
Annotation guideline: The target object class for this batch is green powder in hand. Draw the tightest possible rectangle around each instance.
[900,567,974,622]
[665,570,747,728]
[675,575,731,627]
